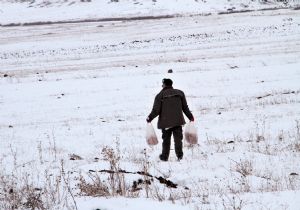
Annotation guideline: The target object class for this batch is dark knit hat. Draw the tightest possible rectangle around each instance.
[162,78,173,87]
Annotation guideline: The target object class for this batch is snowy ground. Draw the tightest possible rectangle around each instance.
[1,0,300,25]
[1,1,300,210]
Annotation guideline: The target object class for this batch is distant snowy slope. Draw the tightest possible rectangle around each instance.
[0,0,299,25]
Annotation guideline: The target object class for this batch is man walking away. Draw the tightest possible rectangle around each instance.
[147,78,194,161]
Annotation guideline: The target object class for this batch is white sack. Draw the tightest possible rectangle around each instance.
[184,122,198,144]
[146,123,158,146]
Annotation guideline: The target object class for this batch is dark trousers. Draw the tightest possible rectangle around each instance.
[161,126,183,160]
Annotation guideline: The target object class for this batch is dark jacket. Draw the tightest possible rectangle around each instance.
[148,86,194,129]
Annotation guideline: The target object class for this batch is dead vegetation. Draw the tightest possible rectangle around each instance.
[1,122,300,210]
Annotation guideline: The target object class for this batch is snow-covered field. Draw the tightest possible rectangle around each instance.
[1,1,300,210]
[1,0,300,25]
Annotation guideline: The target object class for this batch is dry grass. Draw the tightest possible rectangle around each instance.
[77,172,110,197]
[1,122,300,210]
[0,165,77,210]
